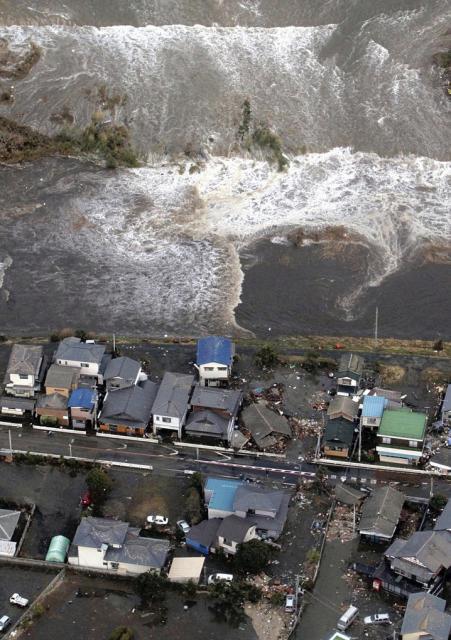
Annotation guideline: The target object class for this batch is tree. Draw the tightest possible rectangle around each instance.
[134,572,169,606]
[254,344,278,369]
[433,339,444,352]
[234,539,273,575]
[185,487,202,524]
[109,627,134,640]
[85,467,113,506]
[430,494,447,512]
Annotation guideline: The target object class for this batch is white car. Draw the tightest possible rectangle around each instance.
[284,594,295,613]
[177,519,190,535]
[10,593,29,608]
[208,573,234,585]
[146,514,168,526]
[0,616,11,631]
[363,613,391,625]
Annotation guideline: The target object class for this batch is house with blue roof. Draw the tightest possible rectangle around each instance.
[361,395,387,429]
[68,387,97,430]
[205,477,244,518]
[195,336,234,387]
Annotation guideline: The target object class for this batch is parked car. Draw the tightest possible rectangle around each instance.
[9,593,29,607]
[80,491,92,507]
[284,594,295,613]
[0,616,11,632]
[208,573,234,585]
[177,519,190,535]
[363,613,391,625]
[147,515,169,526]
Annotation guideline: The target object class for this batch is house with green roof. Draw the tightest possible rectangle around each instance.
[376,409,427,466]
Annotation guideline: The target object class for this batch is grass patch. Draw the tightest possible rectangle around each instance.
[378,364,406,385]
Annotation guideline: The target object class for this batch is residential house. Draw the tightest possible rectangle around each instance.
[434,500,451,532]
[0,509,21,557]
[336,353,364,396]
[4,344,44,398]
[69,516,169,575]
[45,364,80,398]
[327,396,359,422]
[216,515,258,555]
[152,372,194,438]
[195,336,234,387]
[104,356,142,391]
[323,418,355,458]
[368,387,406,409]
[376,409,427,465]
[98,380,158,437]
[335,483,365,507]
[233,484,290,540]
[35,393,69,426]
[361,395,387,429]
[205,477,244,519]
[385,530,451,592]
[442,385,451,427]
[186,519,222,555]
[401,592,451,640]
[68,388,97,430]
[358,486,405,543]
[54,337,107,384]
[185,385,243,445]
[0,396,35,418]
[241,402,292,450]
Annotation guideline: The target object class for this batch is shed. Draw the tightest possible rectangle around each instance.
[168,556,205,583]
[46,535,70,563]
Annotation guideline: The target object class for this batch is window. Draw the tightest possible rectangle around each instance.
[109,425,117,433]
[81,363,89,368]
[204,367,214,371]
[408,440,417,448]
[162,417,171,424]
[217,367,227,371]
[19,374,29,380]
[382,437,391,444]
[366,417,377,425]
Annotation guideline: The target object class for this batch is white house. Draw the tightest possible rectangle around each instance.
[54,337,106,383]
[151,371,194,438]
[216,515,257,556]
[195,336,234,387]
[69,517,169,576]
[4,344,44,398]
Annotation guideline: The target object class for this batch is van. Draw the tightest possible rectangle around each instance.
[337,605,358,631]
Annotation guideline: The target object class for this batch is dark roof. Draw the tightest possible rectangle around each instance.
[233,485,285,517]
[335,483,365,506]
[0,396,35,411]
[338,353,364,376]
[72,517,129,548]
[324,418,355,446]
[327,396,358,420]
[443,385,451,412]
[401,592,451,640]
[217,515,255,543]
[100,380,158,428]
[151,372,194,419]
[105,528,169,568]
[368,387,405,403]
[435,500,451,531]
[55,337,106,365]
[6,344,43,376]
[187,518,221,548]
[104,357,141,383]
[191,385,242,416]
[358,486,405,538]
[45,364,80,389]
[68,388,96,410]
[0,509,21,541]
[245,491,290,539]
[185,410,229,438]
[242,403,291,448]
[390,531,451,574]
[36,393,67,410]
[197,336,233,366]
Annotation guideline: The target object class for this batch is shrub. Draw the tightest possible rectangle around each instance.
[134,572,169,606]
[255,344,278,369]
[31,603,45,619]
[306,548,320,563]
[430,494,447,512]
[234,539,274,575]
[109,626,134,640]
[86,467,113,506]
[270,592,285,606]
[185,487,202,524]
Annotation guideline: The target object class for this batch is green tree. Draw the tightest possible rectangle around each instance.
[134,572,169,606]
[430,494,447,512]
[85,467,113,506]
[234,539,273,575]
[254,344,278,369]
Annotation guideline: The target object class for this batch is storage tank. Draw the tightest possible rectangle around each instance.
[45,535,70,563]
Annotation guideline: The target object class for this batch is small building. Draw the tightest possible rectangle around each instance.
[98,380,158,437]
[205,477,244,519]
[104,356,142,391]
[376,409,427,465]
[323,418,355,458]
[0,508,21,557]
[336,353,364,396]
[186,519,222,555]
[69,516,169,575]
[327,396,359,422]
[195,336,234,387]
[168,556,205,583]
[54,337,106,383]
[361,395,387,428]
[68,388,97,430]
[233,485,290,540]
[185,411,232,445]
[442,385,451,427]
[241,402,292,450]
[4,344,44,398]
[35,393,68,426]
[152,372,194,438]
[217,515,258,556]
[45,364,80,398]
[358,486,405,543]
[400,592,451,640]
[0,395,35,418]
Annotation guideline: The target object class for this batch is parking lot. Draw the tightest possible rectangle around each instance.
[0,565,57,629]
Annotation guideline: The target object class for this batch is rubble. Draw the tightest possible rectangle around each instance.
[326,504,357,543]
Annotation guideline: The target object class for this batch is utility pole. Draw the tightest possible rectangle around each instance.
[374,306,379,348]
[430,476,434,499]
[8,429,12,456]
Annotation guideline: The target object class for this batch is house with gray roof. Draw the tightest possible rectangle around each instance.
[232,485,290,539]
[327,396,359,422]
[434,500,451,532]
[217,515,258,555]
[323,418,355,458]
[186,385,243,445]
[442,384,451,427]
[242,402,292,450]
[336,353,364,396]
[401,592,451,640]
[358,486,405,542]
[152,372,194,438]
[54,337,106,383]
[99,380,158,437]
[185,410,231,444]
[0,395,35,418]
[104,356,142,391]
[69,516,169,575]
[45,364,80,398]
[4,344,44,398]
[186,518,222,555]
